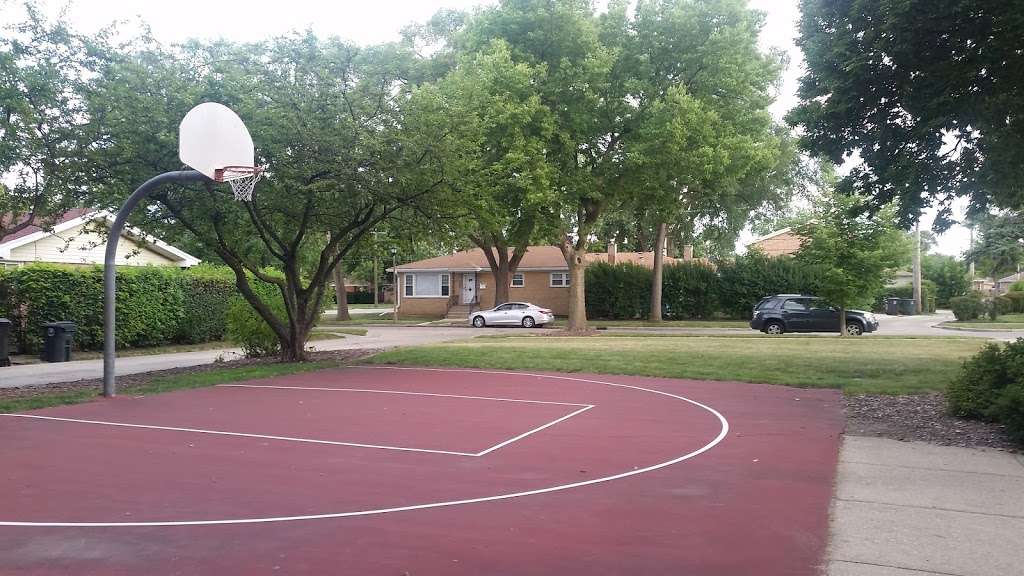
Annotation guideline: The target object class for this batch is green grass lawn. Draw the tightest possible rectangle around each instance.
[0,361,341,413]
[368,335,986,394]
[550,318,749,329]
[942,313,1024,330]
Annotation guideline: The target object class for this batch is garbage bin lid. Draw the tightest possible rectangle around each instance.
[0,317,10,324]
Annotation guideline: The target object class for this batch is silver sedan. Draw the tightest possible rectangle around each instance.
[470,302,554,328]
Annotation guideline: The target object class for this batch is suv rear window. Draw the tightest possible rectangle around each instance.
[755,297,781,310]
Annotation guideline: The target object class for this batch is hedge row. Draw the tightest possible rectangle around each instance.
[0,264,237,352]
[585,254,826,320]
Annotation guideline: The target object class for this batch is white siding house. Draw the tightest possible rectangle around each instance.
[0,209,200,269]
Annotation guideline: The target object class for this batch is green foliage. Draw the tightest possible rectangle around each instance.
[0,264,237,353]
[795,194,911,315]
[225,279,285,358]
[584,262,651,320]
[789,0,1024,224]
[1003,291,1024,313]
[949,295,986,321]
[921,254,970,307]
[716,252,826,319]
[948,340,1024,443]
[346,292,375,305]
[662,262,719,319]
[964,212,1024,278]
[1011,281,1024,293]
[177,265,236,344]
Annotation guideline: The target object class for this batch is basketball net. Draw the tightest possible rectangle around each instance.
[214,166,264,202]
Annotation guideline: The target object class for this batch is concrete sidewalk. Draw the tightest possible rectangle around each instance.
[828,436,1024,576]
[0,326,495,388]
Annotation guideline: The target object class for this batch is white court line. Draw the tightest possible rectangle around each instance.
[475,404,594,456]
[216,384,592,407]
[217,384,596,456]
[0,414,477,457]
[0,367,728,527]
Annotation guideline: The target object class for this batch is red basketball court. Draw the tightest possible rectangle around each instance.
[0,366,843,575]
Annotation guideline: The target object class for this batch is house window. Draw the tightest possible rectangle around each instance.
[404,274,415,297]
[511,273,524,288]
[403,272,451,297]
[550,272,571,287]
[441,274,450,296]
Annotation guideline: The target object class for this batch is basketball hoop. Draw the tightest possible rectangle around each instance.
[214,165,264,202]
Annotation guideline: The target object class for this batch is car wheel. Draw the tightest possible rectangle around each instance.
[472,316,486,328]
[521,316,536,328]
[845,321,864,336]
[764,321,784,335]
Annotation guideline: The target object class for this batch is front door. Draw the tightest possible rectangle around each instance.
[461,272,477,304]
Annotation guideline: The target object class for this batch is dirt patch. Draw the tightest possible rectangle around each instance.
[845,393,1019,452]
[0,349,381,403]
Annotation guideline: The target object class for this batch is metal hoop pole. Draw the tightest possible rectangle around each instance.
[103,170,209,397]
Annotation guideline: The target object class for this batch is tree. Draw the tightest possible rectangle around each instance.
[964,211,1024,278]
[433,40,558,306]
[788,0,1024,226]
[921,253,970,307]
[455,0,784,329]
[0,2,93,238]
[85,35,458,360]
[795,194,910,335]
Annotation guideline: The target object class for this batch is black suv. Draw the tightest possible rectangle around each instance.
[749,294,879,336]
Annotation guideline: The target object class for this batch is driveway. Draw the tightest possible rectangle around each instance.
[0,326,516,389]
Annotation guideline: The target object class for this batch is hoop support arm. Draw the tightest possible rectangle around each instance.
[103,170,210,397]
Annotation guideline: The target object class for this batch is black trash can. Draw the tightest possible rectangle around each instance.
[0,318,10,367]
[897,298,917,316]
[40,321,76,362]
[885,297,900,315]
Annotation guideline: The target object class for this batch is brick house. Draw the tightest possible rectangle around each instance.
[391,244,700,318]
[744,227,805,257]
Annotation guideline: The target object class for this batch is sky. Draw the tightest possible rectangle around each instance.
[11,0,971,256]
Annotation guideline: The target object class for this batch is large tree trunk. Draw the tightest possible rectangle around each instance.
[565,246,588,331]
[649,222,667,322]
[333,263,351,321]
[471,235,527,307]
[838,305,847,337]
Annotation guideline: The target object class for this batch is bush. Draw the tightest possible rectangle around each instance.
[716,252,825,319]
[948,339,1024,443]
[585,262,651,319]
[1010,280,1024,292]
[662,261,719,319]
[177,265,237,344]
[991,295,1013,319]
[347,291,375,305]
[0,263,238,352]
[225,278,286,358]
[949,295,985,321]
[1004,291,1024,313]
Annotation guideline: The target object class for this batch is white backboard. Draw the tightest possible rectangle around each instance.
[179,103,255,180]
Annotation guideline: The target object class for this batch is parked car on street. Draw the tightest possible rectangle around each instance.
[749,294,879,336]
[470,302,554,328]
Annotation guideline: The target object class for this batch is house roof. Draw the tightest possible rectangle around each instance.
[998,271,1023,284]
[0,208,201,266]
[392,245,683,272]
[745,226,796,247]
[0,208,92,243]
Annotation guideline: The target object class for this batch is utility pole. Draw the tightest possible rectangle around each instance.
[913,222,923,314]
[391,247,399,323]
[371,230,386,306]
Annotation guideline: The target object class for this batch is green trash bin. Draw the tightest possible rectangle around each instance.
[897,298,917,315]
[40,321,76,362]
[0,318,10,367]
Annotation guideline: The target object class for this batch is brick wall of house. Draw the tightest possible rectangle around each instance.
[750,231,804,257]
[476,271,571,315]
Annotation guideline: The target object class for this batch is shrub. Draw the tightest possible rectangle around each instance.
[178,265,236,344]
[1004,291,1024,313]
[716,252,825,319]
[949,295,985,321]
[225,278,286,358]
[1010,280,1024,292]
[662,261,719,319]
[948,339,1024,443]
[347,291,375,305]
[991,295,1013,319]
[585,262,651,320]
[0,263,238,352]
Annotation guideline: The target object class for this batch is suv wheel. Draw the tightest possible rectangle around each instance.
[472,316,486,328]
[764,321,784,335]
[845,321,864,336]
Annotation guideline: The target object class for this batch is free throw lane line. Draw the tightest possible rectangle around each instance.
[216,383,592,407]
